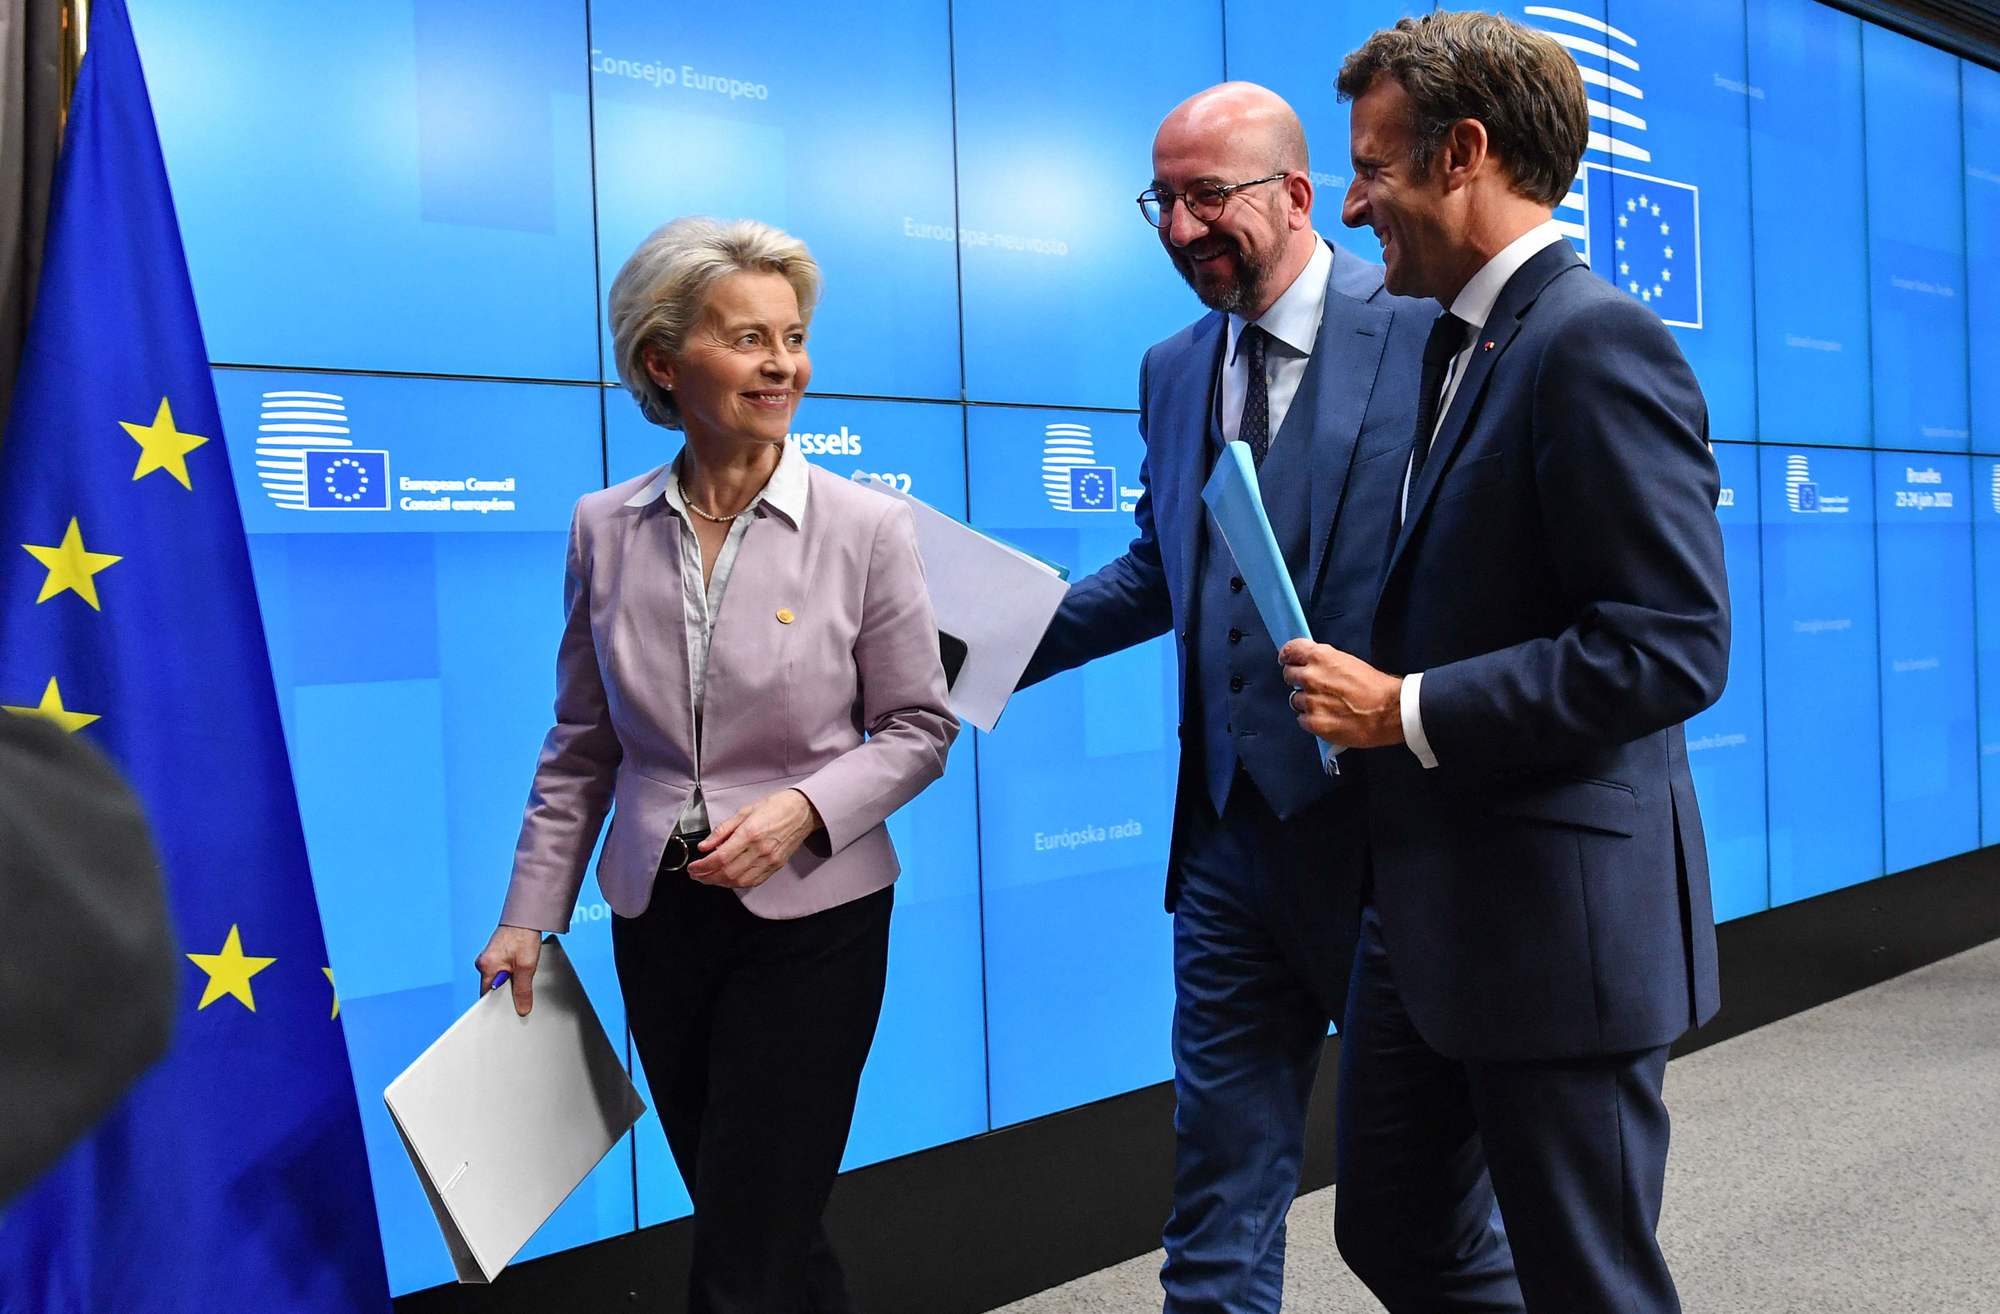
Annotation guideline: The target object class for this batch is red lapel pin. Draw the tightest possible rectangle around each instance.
[1482,340,1496,351]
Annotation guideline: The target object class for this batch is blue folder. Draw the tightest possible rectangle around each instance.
[1200,440,1340,774]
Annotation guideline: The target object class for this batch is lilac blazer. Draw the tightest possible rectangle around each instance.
[500,458,958,929]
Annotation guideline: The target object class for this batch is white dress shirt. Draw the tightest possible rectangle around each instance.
[1399,219,1569,770]
[1221,235,1334,447]
[624,437,810,826]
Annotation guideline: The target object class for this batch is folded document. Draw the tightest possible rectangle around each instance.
[1200,440,1340,774]
[866,481,1070,732]
[385,937,646,1283]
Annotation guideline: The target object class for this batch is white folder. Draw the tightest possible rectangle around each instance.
[866,482,1070,732]
[384,936,646,1283]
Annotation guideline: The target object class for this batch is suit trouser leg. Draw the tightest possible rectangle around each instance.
[1336,900,1682,1313]
[1333,902,1525,1312]
[1160,787,1330,1314]
[616,873,891,1314]
[1465,1045,1679,1314]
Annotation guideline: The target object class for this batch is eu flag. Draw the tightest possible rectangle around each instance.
[1582,163,1703,330]
[0,2,391,1310]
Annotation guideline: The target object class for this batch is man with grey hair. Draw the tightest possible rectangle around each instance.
[1022,82,1432,1311]
[1280,12,1729,1311]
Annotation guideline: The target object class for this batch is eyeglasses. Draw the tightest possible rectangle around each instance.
[1136,173,1288,228]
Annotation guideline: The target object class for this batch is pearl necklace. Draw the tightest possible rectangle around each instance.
[677,474,747,524]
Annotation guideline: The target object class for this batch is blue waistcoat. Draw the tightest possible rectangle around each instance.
[1187,330,1335,818]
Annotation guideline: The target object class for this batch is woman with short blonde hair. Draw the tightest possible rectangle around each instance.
[479,216,955,1313]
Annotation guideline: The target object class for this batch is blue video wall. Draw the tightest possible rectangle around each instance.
[122,0,1997,1293]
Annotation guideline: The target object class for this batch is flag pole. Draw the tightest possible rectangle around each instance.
[57,0,90,141]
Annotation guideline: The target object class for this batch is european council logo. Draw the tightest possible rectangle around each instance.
[1527,6,1703,329]
[1783,453,1848,514]
[1988,463,1999,514]
[253,390,389,510]
[1042,423,1118,513]
[1786,454,1818,512]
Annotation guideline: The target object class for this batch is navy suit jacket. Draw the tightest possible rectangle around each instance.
[1362,239,1731,1062]
[1023,241,1431,916]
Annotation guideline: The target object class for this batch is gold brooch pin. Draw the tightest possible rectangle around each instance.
[776,608,795,625]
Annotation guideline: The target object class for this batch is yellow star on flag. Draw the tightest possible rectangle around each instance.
[121,397,209,489]
[20,517,121,609]
[3,677,99,732]
[186,925,277,1012]
[324,966,341,1019]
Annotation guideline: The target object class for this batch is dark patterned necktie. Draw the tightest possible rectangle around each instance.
[1239,324,1271,466]
[1408,311,1470,488]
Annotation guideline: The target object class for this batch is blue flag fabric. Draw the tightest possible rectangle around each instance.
[0,2,392,1309]
[1583,164,1703,329]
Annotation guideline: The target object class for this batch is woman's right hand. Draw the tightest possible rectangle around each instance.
[475,924,544,1016]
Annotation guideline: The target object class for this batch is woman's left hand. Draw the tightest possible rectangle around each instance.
[686,788,823,889]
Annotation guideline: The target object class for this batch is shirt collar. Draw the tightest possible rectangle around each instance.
[1446,218,1568,332]
[1228,234,1333,365]
[758,437,809,528]
[625,436,810,530]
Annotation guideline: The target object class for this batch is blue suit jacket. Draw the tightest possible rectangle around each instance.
[1024,241,1431,917]
[1362,240,1731,1062]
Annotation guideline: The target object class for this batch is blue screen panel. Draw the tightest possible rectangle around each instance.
[953,0,1224,408]
[1760,447,1882,905]
[212,371,628,1293]
[966,405,1179,1126]
[586,0,961,402]
[1687,444,1767,922]
[1599,0,1758,439]
[1221,0,1430,267]
[1972,460,2000,842]
[131,0,600,381]
[1875,453,1978,871]
[1746,0,1872,446]
[1965,62,2000,454]
[604,395,987,1222]
[1863,27,1969,451]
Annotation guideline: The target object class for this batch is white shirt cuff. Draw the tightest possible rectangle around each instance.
[1401,672,1439,770]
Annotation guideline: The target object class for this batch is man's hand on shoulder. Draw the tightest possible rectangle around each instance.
[1278,639,1405,749]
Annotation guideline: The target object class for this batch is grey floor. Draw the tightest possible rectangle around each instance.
[991,939,2000,1313]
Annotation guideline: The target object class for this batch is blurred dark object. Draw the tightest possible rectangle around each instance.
[938,630,968,687]
[0,712,175,1205]
[1827,0,2000,63]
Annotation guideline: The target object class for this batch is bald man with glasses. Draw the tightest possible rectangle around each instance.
[1020,82,1431,1313]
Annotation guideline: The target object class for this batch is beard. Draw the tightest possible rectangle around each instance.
[1170,237,1270,315]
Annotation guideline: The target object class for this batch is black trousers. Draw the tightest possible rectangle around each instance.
[613,867,893,1314]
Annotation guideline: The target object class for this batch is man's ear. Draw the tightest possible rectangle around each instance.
[1439,117,1490,192]
[1285,170,1315,232]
